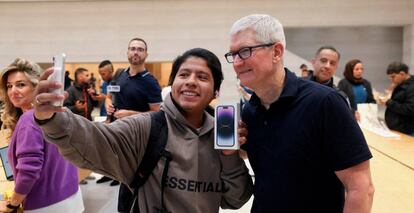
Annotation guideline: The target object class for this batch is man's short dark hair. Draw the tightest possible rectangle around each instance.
[128,37,148,51]
[168,48,223,93]
[386,62,409,75]
[315,45,341,60]
[74,67,88,82]
[99,60,113,69]
[300,64,307,69]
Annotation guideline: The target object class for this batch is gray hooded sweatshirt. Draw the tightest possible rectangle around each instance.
[38,94,253,213]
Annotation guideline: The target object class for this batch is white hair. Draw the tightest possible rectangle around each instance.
[230,14,286,48]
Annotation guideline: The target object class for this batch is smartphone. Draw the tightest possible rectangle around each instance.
[48,53,66,106]
[214,104,239,150]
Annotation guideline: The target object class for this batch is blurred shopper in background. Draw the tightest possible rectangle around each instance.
[299,63,312,78]
[338,59,376,121]
[64,67,98,121]
[379,62,414,136]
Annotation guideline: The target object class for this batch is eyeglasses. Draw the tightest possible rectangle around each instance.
[128,47,146,52]
[224,42,275,63]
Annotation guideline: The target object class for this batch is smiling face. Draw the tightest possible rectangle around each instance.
[312,49,339,83]
[229,29,276,90]
[171,56,215,115]
[6,71,35,111]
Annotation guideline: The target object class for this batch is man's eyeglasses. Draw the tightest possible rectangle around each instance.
[129,47,146,52]
[224,42,275,63]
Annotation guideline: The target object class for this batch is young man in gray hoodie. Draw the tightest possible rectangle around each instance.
[33,48,253,213]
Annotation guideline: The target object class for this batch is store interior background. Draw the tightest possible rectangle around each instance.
[1,0,413,103]
[1,1,414,212]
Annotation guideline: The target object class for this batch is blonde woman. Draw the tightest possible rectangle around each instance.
[0,58,83,213]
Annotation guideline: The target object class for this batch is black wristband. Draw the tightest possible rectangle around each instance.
[34,113,56,125]
[6,203,19,210]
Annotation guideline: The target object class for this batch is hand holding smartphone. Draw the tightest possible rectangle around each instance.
[214,103,240,150]
[47,53,66,106]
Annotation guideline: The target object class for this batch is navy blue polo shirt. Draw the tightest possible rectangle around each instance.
[114,68,162,112]
[242,69,372,213]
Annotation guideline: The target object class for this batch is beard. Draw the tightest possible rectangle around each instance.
[128,55,145,66]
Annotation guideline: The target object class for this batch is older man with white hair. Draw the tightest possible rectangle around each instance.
[225,14,374,213]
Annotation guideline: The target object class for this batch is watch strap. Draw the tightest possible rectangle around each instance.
[6,203,19,210]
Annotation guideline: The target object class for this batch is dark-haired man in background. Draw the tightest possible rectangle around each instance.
[94,60,120,185]
[64,67,98,121]
[95,60,114,117]
[105,37,162,212]
[105,38,162,119]
[379,62,414,136]
[299,63,312,78]
[64,67,99,184]
[310,46,349,101]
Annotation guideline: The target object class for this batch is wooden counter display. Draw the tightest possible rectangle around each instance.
[362,128,414,213]
[363,129,414,169]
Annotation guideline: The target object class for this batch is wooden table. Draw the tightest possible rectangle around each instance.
[363,128,414,213]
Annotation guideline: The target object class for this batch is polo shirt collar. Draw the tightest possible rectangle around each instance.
[249,68,299,108]
[310,74,334,87]
[125,67,149,78]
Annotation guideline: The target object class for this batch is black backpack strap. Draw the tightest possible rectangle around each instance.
[128,110,171,213]
[155,149,172,213]
[131,110,168,188]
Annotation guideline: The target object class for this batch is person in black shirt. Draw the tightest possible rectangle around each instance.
[299,63,312,78]
[64,70,73,90]
[309,46,350,102]
[379,62,414,136]
[105,37,162,212]
[64,67,98,121]
[225,14,374,212]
